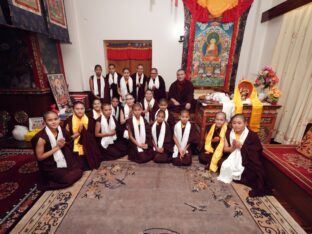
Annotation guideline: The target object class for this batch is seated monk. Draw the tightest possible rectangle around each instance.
[31,111,82,190]
[218,114,272,197]
[95,103,128,160]
[65,101,101,171]
[88,99,103,120]
[172,110,199,166]
[142,89,158,124]
[127,103,154,163]
[146,68,166,101]
[168,69,195,112]
[151,98,175,129]
[152,110,174,163]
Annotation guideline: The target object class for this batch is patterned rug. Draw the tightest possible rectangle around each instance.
[263,144,312,196]
[11,161,306,234]
[0,149,41,234]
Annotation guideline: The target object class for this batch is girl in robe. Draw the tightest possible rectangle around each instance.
[95,103,128,160]
[152,110,174,163]
[120,94,135,139]
[142,89,158,124]
[105,64,121,99]
[198,112,228,172]
[118,68,135,104]
[146,68,166,101]
[131,64,147,102]
[127,103,153,163]
[172,110,199,166]
[152,98,175,129]
[89,64,110,103]
[111,97,121,123]
[218,114,272,197]
[65,101,101,170]
[31,111,82,190]
[88,99,103,120]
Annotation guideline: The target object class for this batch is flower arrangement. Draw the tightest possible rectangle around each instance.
[267,87,282,104]
[254,66,279,89]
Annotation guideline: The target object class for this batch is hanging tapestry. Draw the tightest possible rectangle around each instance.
[182,0,253,91]
[7,0,47,34]
[43,0,70,43]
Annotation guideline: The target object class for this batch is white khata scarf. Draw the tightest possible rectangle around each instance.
[108,72,118,98]
[152,121,166,150]
[120,76,133,100]
[93,74,105,98]
[100,115,117,149]
[132,116,146,152]
[173,121,191,158]
[143,98,155,123]
[92,109,102,120]
[148,76,160,89]
[155,109,169,122]
[111,105,120,120]
[123,104,131,120]
[45,126,67,168]
[217,127,249,184]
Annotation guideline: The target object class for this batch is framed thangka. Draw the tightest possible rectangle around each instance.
[191,22,233,88]
[47,74,72,112]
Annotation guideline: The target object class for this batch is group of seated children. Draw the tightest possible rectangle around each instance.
[32,90,270,197]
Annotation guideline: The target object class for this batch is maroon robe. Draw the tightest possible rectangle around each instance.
[105,72,122,99]
[127,117,153,163]
[90,75,111,104]
[150,108,176,130]
[152,122,174,163]
[112,105,121,123]
[220,129,272,197]
[131,73,147,102]
[87,110,101,121]
[31,128,83,190]
[96,116,128,160]
[141,99,159,124]
[168,80,195,112]
[64,115,101,170]
[146,75,166,101]
[172,123,200,166]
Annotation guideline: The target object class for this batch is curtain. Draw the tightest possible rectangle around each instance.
[271,3,312,144]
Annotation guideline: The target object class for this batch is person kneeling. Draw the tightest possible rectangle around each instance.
[152,110,174,163]
[32,111,82,190]
[172,110,199,166]
[95,103,128,160]
[127,103,153,163]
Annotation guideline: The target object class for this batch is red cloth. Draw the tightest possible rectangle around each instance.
[263,145,312,196]
[0,149,40,218]
[107,48,152,60]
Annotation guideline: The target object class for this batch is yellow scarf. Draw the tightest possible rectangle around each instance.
[233,80,263,132]
[72,114,89,156]
[197,0,238,17]
[204,123,227,172]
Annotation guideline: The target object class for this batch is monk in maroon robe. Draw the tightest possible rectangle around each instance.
[150,98,176,129]
[221,114,272,197]
[65,101,101,170]
[168,69,195,112]
[89,64,110,104]
[146,68,166,101]
[127,103,154,163]
[32,111,82,190]
[141,89,158,124]
[172,110,199,166]
[131,64,147,102]
[152,110,173,163]
[105,64,122,99]
[95,104,128,160]
[88,99,103,120]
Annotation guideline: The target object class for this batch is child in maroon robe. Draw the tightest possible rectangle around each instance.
[219,114,272,197]
[152,110,174,163]
[95,104,128,160]
[111,97,121,123]
[105,64,122,100]
[65,101,101,170]
[32,111,82,190]
[151,98,175,129]
[131,64,147,102]
[127,103,153,163]
[88,99,103,120]
[141,89,158,124]
[146,68,166,101]
[89,64,110,104]
[172,110,199,166]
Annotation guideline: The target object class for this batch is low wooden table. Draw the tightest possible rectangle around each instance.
[195,101,281,143]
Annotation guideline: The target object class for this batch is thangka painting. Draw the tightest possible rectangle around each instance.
[191,21,234,88]
[12,0,42,15]
[46,0,67,28]
[47,74,72,111]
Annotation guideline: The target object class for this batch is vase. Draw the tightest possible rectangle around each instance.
[258,88,267,101]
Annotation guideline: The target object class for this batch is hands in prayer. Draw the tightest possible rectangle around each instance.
[138,143,148,149]
[179,147,186,158]
[232,139,242,150]
[56,138,66,148]
[212,136,220,143]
